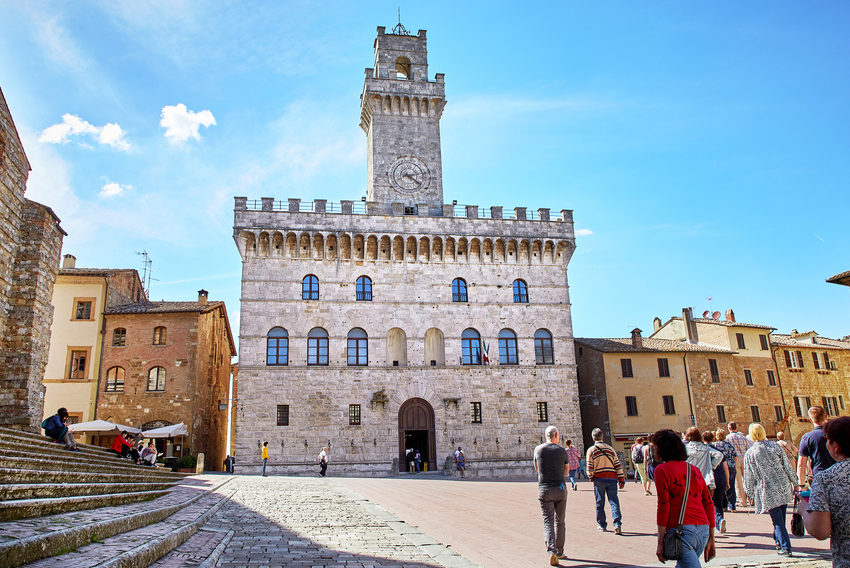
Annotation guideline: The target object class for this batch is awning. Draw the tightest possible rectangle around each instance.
[142,422,189,438]
[68,420,142,434]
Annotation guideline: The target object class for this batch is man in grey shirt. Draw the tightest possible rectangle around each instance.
[534,425,569,566]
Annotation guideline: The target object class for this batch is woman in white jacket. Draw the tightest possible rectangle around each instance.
[744,423,799,557]
[684,427,724,492]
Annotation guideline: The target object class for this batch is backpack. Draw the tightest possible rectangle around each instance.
[645,444,656,468]
[632,443,644,464]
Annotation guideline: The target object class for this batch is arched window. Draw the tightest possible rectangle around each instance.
[452,278,468,302]
[498,329,518,365]
[347,328,368,366]
[534,329,554,365]
[105,366,125,392]
[153,326,166,345]
[513,279,528,303]
[307,328,329,366]
[112,328,126,347]
[266,327,288,366]
[147,366,166,391]
[461,328,482,365]
[302,275,319,300]
[395,56,411,79]
[356,276,372,301]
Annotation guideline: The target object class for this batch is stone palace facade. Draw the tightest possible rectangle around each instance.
[233,26,580,477]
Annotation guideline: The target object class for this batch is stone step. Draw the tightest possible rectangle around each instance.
[0,475,233,568]
[0,467,182,485]
[0,481,175,501]
[0,455,187,478]
[150,527,234,568]
[0,426,117,458]
[0,445,161,472]
[0,488,173,521]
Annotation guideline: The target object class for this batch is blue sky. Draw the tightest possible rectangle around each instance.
[1,1,848,346]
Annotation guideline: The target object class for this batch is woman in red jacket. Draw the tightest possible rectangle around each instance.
[653,429,716,567]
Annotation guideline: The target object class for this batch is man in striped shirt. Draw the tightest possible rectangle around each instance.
[586,428,625,534]
[726,422,752,507]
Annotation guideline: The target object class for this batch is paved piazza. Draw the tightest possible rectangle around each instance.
[202,474,832,568]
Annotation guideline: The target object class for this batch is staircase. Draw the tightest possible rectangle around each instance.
[0,427,234,568]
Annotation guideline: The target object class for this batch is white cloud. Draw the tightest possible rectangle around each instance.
[39,113,130,151]
[100,180,132,198]
[575,229,594,236]
[160,103,216,144]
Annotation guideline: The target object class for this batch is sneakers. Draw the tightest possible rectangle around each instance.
[720,519,726,534]
[596,524,606,532]
[549,553,559,566]
[778,549,793,557]
[614,525,622,535]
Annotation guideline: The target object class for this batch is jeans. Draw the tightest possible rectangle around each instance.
[768,505,792,552]
[593,478,622,528]
[538,484,567,554]
[726,466,737,511]
[568,469,578,488]
[665,524,709,568]
[262,457,268,475]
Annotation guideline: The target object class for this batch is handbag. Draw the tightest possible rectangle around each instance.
[791,496,805,537]
[662,463,692,561]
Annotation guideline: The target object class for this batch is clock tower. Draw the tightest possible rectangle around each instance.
[360,25,445,214]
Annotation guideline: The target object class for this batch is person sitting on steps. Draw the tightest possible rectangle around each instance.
[41,407,80,451]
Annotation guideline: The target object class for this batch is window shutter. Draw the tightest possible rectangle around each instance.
[797,351,804,368]
[784,350,792,368]
[812,352,820,369]
[824,352,831,369]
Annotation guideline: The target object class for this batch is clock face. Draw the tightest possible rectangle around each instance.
[388,156,430,195]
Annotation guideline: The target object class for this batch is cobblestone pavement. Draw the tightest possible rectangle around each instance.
[204,476,476,568]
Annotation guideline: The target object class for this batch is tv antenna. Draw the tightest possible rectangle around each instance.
[392,7,410,35]
[137,250,153,297]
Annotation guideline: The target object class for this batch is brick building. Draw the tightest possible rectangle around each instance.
[96,290,236,470]
[575,328,734,468]
[233,25,579,477]
[771,331,850,444]
[42,254,145,434]
[651,308,786,437]
[0,86,66,432]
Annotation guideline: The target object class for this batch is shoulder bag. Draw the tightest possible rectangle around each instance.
[662,463,692,561]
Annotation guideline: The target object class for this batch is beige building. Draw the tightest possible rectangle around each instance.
[42,255,145,435]
[576,329,733,469]
[651,308,786,437]
[232,25,579,477]
[771,331,850,445]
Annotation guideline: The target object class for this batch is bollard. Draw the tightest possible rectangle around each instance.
[195,452,205,474]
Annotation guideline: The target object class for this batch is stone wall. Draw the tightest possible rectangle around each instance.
[0,87,65,431]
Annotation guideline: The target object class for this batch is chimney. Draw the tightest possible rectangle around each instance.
[653,317,662,333]
[62,254,76,269]
[725,309,735,322]
[683,307,699,344]
[198,289,208,305]
[631,328,643,349]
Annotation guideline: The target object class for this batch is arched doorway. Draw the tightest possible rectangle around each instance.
[398,398,436,473]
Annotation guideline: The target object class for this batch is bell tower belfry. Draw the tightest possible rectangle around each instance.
[360,25,446,214]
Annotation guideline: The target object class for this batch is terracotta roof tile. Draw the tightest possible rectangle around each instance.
[575,337,734,354]
[105,300,225,315]
[770,334,850,350]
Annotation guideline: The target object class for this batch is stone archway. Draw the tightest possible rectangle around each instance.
[398,398,436,473]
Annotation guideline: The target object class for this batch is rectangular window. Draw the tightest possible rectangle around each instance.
[750,405,761,423]
[709,359,720,383]
[73,299,93,320]
[470,402,482,424]
[775,405,784,422]
[716,405,726,424]
[840,395,845,410]
[824,352,834,370]
[349,404,361,426]
[657,358,670,377]
[823,397,839,417]
[663,395,675,415]
[784,350,805,369]
[794,396,812,417]
[625,396,638,416]
[536,402,548,422]
[812,352,821,370]
[736,333,746,349]
[69,350,88,379]
[620,358,633,378]
[759,334,769,350]
[112,328,126,347]
[767,370,776,386]
[744,369,753,386]
[276,404,289,426]
[66,412,82,425]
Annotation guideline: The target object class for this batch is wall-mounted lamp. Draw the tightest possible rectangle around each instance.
[452,200,457,206]
[361,196,367,202]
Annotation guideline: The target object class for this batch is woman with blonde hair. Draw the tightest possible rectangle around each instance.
[744,423,799,556]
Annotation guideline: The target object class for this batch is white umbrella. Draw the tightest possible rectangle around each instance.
[68,420,141,434]
[141,422,189,438]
